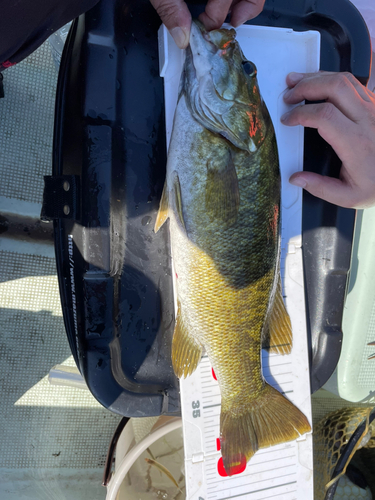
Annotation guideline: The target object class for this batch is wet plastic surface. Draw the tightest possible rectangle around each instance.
[53,0,179,416]
[50,0,371,416]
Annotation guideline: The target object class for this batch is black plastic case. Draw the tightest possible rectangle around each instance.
[45,0,371,416]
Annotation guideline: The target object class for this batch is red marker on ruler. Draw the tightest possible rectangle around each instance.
[216,438,246,476]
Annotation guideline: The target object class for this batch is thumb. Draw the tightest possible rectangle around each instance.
[150,0,191,49]
[289,172,355,208]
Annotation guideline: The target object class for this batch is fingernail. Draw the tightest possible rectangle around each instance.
[289,176,307,188]
[281,111,292,122]
[288,72,304,84]
[170,27,189,49]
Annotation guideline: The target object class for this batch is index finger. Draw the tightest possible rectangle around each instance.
[286,71,370,101]
[284,72,369,123]
[198,0,233,31]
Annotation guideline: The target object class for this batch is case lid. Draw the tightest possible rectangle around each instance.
[46,0,371,417]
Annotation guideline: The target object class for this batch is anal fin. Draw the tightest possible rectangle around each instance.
[262,275,292,355]
[172,301,202,378]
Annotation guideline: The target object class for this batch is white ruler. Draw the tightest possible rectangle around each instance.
[159,23,320,500]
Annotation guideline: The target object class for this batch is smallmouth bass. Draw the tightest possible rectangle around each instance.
[155,20,311,475]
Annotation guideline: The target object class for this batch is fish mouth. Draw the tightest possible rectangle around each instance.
[191,19,206,35]
[184,44,195,83]
[185,20,218,88]
[189,21,216,60]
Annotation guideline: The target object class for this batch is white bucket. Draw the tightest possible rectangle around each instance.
[105,416,184,500]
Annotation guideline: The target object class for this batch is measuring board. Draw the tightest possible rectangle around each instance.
[158,24,320,500]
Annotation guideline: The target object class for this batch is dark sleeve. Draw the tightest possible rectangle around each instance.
[0,0,100,70]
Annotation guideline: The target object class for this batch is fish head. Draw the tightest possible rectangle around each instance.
[184,21,271,153]
[187,20,237,82]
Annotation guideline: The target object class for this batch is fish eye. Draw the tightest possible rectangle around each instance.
[242,61,256,77]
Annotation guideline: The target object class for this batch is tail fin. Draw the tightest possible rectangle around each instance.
[220,383,311,476]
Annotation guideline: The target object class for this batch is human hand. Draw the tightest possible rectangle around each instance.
[149,0,266,49]
[282,71,375,209]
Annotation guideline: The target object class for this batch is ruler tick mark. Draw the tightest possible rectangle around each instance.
[213,480,297,499]
[211,472,296,493]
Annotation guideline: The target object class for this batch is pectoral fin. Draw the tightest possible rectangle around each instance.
[205,149,239,227]
[154,181,169,233]
[262,275,292,355]
[172,301,202,378]
[172,173,186,232]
